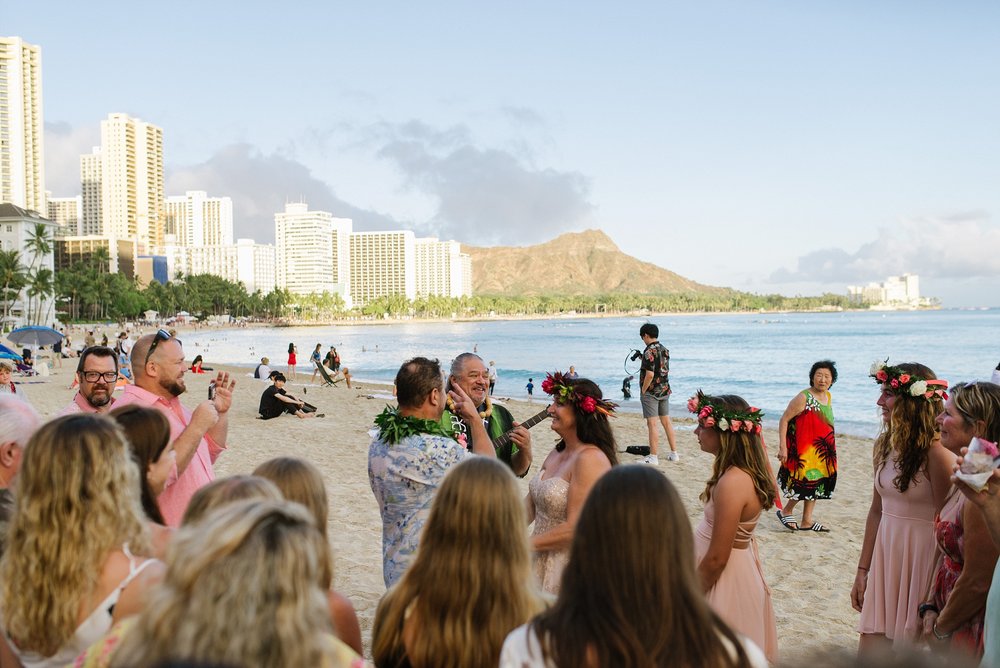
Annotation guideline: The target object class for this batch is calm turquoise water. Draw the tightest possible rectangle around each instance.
[183,309,999,437]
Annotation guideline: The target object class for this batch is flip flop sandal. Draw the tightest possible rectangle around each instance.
[800,523,831,532]
[775,510,799,531]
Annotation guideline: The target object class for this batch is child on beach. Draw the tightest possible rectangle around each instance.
[526,378,534,401]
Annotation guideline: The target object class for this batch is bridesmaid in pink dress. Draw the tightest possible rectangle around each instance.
[689,391,779,662]
[852,361,954,656]
[527,372,617,594]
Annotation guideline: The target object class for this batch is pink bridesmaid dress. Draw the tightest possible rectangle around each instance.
[695,496,778,661]
[857,456,937,646]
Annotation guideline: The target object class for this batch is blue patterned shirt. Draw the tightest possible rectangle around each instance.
[368,431,470,587]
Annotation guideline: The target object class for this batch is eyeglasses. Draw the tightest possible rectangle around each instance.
[144,329,176,366]
[81,371,119,383]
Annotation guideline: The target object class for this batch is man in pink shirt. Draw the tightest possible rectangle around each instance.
[115,330,236,525]
[59,346,120,415]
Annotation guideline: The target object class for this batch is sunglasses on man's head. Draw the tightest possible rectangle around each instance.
[145,329,180,366]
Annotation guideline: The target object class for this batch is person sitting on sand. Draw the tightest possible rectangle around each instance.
[254,356,272,379]
[258,373,319,420]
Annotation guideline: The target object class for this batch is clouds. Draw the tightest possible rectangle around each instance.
[371,120,594,245]
[165,144,400,244]
[770,213,1000,284]
[44,122,100,196]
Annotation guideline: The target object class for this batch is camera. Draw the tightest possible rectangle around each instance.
[208,382,216,400]
[629,349,642,362]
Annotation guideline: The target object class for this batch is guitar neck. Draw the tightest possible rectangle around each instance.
[492,408,550,448]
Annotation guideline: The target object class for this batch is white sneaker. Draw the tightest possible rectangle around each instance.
[666,451,680,462]
[643,455,660,465]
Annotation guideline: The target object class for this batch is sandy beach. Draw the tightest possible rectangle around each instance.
[16,358,873,661]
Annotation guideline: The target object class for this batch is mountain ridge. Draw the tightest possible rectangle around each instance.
[462,229,730,297]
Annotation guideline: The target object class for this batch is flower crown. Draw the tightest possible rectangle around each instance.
[869,360,948,401]
[687,391,763,433]
[541,371,617,417]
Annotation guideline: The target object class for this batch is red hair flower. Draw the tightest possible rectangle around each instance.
[579,396,597,414]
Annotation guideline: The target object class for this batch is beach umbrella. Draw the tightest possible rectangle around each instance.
[0,343,22,361]
[6,325,63,348]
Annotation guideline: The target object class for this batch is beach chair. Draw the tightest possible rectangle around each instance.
[314,362,342,388]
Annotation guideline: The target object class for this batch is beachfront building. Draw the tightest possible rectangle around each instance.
[275,203,351,305]
[54,235,136,278]
[164,190,234,247]
[93,113,165,251]
[0,203,57,327]
[349,230,416,307]
[0,37,46,214]
[46,196,82,237]
[80,149,103,235]
[186,239,276,294]
[414,237,472,298]
[848,273,925,309]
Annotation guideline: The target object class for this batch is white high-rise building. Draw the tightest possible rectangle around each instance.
[0,37,46,213]
[98,113,164,250]
[275,203,350,304]
[349,230,416,306]
[186,239,276,294]
[0,204,58,326]
[80,148,102,235]
[164,191,234,247]
[46,195,81,237]
[414,237,472,298]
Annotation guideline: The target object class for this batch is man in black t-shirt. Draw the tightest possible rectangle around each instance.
[258,374,316,419]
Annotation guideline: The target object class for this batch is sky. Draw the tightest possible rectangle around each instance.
[10,1,1000,306]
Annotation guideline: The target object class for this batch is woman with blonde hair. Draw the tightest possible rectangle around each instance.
[373,457,544,668]
[103,500,364,667]
[253,456,363,655]
[690,391,778,661]
[852,361,954,655]
[919,381,1000,658]
[502,465,767,667]
[110,404,176,558]
[0,414,164,668]
[180,474,283,525]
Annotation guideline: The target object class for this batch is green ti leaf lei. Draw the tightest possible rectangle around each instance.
[373,405,454,445]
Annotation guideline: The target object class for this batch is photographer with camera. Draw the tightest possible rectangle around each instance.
[638,323,678,465]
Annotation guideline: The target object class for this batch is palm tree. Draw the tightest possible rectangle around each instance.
[24,223,52,271]
[0,250,28,331]
[26,267,54,325]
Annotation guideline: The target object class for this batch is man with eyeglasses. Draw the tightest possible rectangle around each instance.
[115,330,237,525]
[59,346,120,415]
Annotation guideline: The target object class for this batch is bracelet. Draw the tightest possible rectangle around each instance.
[918,602,939,618]
[932,621,952,640]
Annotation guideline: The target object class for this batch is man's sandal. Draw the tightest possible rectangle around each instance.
[775,510,799,531]
[799,523,831,532]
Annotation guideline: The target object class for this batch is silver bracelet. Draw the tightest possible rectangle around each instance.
[932,621,952,640]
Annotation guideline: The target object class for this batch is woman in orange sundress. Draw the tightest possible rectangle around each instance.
[852,360,953,657]
[689,391,778,662]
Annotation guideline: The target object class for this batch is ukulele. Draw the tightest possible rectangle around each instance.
[492,408,551,448]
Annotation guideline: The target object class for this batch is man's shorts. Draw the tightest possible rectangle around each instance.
[641,392,670,418]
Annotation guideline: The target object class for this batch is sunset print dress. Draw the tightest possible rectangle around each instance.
[777,390,837,500]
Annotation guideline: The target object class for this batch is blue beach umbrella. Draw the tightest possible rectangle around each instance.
[6,326,63,348]
[0,343,23,361]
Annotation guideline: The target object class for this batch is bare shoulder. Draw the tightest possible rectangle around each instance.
[927,442,957,472]
[715,466,754,494]
[575,445,613,472]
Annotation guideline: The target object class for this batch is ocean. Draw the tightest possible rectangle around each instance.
[181,309,999,438]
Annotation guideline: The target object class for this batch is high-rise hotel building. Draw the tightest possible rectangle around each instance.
[46,195,81,237]
[98,113,164,250]
[349,231,416,306]
[164,190,234,247]
[79,149,102,235]
[0,37,46,213]
[414,237,472,298]
[275,202,351,305]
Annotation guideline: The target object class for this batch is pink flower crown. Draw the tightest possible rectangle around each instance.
[687,391,764,433]
[541,371,617,418]
[869,360,948,401]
